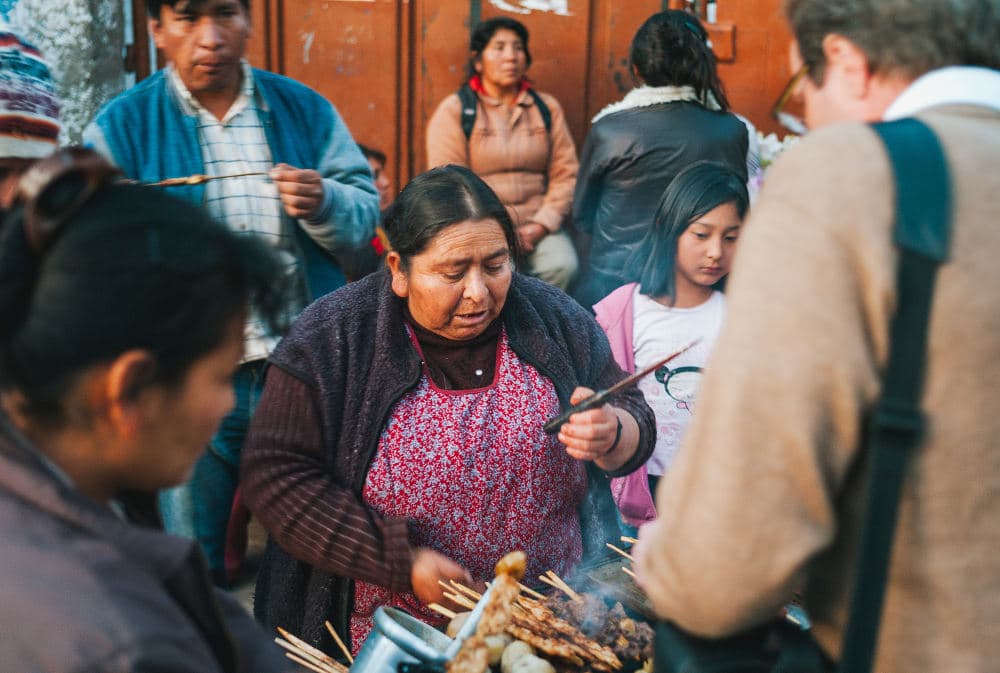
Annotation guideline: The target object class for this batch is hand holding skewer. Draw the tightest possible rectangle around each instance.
[557,388,630,467]
[270,163,326,219]
[543,339,701,435]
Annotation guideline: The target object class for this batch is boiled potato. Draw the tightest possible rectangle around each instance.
[510,654,555,673]
[500,640,536,673]
[485,634,513,666]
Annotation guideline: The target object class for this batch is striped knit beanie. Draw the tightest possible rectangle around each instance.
[0,30,60,159]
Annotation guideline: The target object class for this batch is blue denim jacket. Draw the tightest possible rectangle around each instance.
[84,68,378,300]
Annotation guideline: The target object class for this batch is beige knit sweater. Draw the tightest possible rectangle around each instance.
[426,88,578,233]
[637,105,1000,673]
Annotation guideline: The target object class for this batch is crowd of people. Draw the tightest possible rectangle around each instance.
[1,0,998,672]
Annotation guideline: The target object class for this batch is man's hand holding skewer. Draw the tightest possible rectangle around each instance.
[558,387,639,472]
[270,163,326,219]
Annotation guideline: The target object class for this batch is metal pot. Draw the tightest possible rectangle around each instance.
[351,584,495,673]
[350,607,452,673]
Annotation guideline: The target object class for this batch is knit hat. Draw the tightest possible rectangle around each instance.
[0,30,60,159]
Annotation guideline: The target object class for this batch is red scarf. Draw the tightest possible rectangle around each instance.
[468,74,532,96]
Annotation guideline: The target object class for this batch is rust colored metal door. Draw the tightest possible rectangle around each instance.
[138,0,793,194]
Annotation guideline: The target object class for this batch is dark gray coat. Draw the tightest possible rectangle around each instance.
[0,415,292,673]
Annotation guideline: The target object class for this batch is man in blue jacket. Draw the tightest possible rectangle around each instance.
[84,0,379,585]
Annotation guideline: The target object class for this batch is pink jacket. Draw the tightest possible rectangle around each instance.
[593,284,656,526]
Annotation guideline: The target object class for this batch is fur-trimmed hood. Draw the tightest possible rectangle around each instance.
[591,85,721,124]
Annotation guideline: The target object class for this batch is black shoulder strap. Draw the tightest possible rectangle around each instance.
[838,118,952,673]
[458,84,478,141]
[457,84,552,140]
[528,88,552,133]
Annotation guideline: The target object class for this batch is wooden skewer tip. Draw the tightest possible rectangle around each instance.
[517,582,545,599]
[606,542,635,562]
[324,620,354,664]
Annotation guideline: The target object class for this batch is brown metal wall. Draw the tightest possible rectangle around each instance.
[141,0,793,196]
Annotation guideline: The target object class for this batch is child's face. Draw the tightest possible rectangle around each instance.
[674,201,742,298]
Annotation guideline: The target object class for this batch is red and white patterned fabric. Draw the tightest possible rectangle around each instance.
[349,330,587,651]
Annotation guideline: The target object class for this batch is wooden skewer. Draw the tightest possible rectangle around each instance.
[275,638,340,673]
[621,566,637,579]
[447,579,483,601]
[443,590,478,610]
[142,171,269,187]
[286,651,336,673]
[546,570,582,601]
[620,536,639,545]
[540,570,582,601]
[324,620,354,665]
[428,602,458,619]
[606,542,635,562]
[517,582,545,599]
[277,628,343,670]
[537,574,562,594]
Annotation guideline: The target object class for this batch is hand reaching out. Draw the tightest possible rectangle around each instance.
[411,547,473,608]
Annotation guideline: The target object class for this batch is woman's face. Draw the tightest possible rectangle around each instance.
[126,321,243,492]
[475,28,528,91]
[388,218,512,341]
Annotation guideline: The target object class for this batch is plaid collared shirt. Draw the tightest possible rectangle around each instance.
[168,62,302,362]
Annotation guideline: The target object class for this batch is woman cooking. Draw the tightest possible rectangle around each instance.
[242,165,654,654]
[426,17,580,291]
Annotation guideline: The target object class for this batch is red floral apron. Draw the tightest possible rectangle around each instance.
[349,330,587,651]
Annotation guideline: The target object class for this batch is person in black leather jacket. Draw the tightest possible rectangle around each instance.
[571,10,748,309]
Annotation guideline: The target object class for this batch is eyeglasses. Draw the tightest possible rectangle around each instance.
[16,147,121,254]
[770,64,809,136]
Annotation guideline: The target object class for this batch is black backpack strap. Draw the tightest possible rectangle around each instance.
[527,88,552,133]
[838,118,952,673]
[458,84,552,141]
[458,83,478,141]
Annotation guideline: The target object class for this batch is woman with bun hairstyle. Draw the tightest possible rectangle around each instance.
[572,10,749,309]
[0,149,296,672]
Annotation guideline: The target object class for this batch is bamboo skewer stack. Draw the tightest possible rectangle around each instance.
[279,562,640,673]
[538,570,582,601]
[274,627,349,673]
[429,572,623,672]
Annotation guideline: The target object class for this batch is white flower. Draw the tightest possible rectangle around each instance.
[757,131,800,168]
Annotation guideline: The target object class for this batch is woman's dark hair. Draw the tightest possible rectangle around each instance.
[629,10,730,110]
[383,164,518,269]
[467,17,532,79]
[633,161,748,301]
[0,150,288,425]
